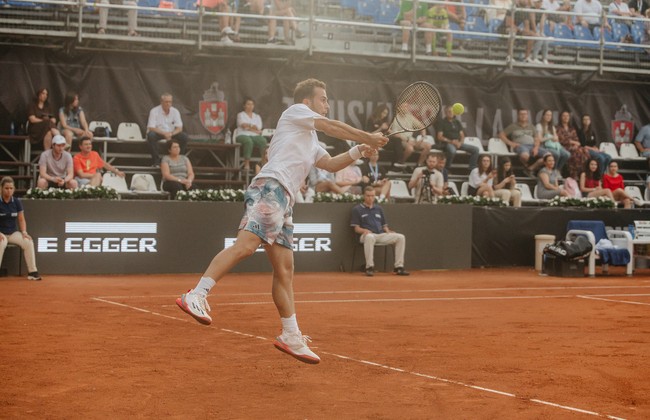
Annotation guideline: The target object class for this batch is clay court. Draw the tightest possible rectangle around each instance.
[2,268,649,419]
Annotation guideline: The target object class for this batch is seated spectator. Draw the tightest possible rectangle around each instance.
[542,0,571,33]
[487,0,512,22]
[426,2,453,57]
[643,9,650,46]
[27,87,59,150]
[232,0,266,42]
[529,0,550,64]
[366,104,407,170]
[295,178,315,203]
[236,97,268,172]
[335,162,363,195]
[408,153,444,203]
[556,110,589,178]
[255,148,269,175]
[435,105,479,170]
[97,0,138,36]
[628,0,649,16]
[0,177,41,281]
[494,157,522,207]
[267,0,304,45]
[308,167,344,194]
[536,153,569,199]
[579,158,615,200]
[603,161,640,207]
[634,121,650,157]
[161,140,194,199]
[58,92,93,148]
[609,0,634,27]
[73,138,125,187]
[360,152,391,200]
[350,186,409,277]
[536,109,569,170]
[435,153,452,195]
[468,154,498,198]
[199,0,236,43]
[499,109,548,175]
[36,135,78,189]
[146,93,189,167]
[578,113,611,173]
[574,0,609,31]
[398,0,432,53]
[501,0,536,60]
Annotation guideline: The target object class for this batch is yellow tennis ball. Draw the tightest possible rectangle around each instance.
[452,103,465,116]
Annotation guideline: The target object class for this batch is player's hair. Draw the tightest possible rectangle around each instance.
[363,186,375,194]
[293,79,326,103]
[1,176,15,187]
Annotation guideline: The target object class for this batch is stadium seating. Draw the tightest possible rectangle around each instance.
[463,136,485,153]
[553,23,575,47]
[487,137,515,156]
[625,186,647,207]
[618,142,645,160]
[374,0,399,25]
[102,172,131,193]
[117,122,145,141]
[599,142,620,159]
[389,179,415,202]
[573,24,598,49]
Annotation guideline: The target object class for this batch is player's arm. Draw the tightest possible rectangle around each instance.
[315,144,374,173]
[314,118,387,149]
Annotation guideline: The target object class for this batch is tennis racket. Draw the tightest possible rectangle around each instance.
[386,81,442,137]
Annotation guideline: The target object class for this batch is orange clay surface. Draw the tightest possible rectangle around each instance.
[1,267,649,419]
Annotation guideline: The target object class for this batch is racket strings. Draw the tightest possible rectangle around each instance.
[395,84,441,132]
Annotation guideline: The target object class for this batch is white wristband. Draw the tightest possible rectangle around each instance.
[348,145,362,161]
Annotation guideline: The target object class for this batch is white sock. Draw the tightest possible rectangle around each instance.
[281,314,299,335]
[425,44,432,54]
[194,276,216,297]
[401,42,408,51]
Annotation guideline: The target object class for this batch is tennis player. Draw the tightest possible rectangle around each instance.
[176,79,388,364]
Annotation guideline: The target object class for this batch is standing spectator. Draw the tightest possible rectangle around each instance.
[27,87,59,150]
[556,110,589,178]
[634,121,650,157]
[494,157,522,207]
[236,97,268,172]
[435,105,479,170]
[146,93,189,167]
[267,0,304,45]
[161,140,194,199]
[398,0,432,53]
[0,177,41,281]
[468,154,498,198]
[536,109,569,170]
[36,135,78,189]
[536,153,569,199]
[578,113,611,173]
[360,152,391,200]
[366,104,407,170]
[408,153,444,203]
[97,0,138,36]
[427,2,453,57]
[499,109,549,175]
[603,161,641,207]
[58,91,93,149]
[574,0,609,31]
[73,138,125,187]
[579,159,615,200]
[350,186,410,277]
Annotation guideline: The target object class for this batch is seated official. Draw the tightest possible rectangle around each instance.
[36,135,78,190]
[73,138,125,187]
[350,186,410,277]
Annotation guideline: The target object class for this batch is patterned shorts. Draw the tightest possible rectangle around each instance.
[239,177,294,249]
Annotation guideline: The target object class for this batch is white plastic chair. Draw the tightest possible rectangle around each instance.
[460,181,469,196]
[389,179,415,202]
[463,137,485,153]
[645,186,650,201]
[566,220,634,276]
[102,172,130,193]
[619,143,645,160]
[599,142,620,159]
[447,180,459,196]
[515,182,542,205]
[130,173,159,192]
[88,121,113,135]
[487,137,515,156]
[117,122,145,141]
[625,186,646,207]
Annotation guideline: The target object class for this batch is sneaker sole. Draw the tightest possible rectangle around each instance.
[175,297,212,325]
[273,340,320,364]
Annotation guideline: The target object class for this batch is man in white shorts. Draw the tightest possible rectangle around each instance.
[176,79,388,364]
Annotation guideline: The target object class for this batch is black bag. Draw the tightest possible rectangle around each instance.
[544,236,593,261]
[93,126,110,137]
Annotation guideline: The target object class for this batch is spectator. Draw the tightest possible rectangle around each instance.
[146,93,189,167]
[643,9,650,46]
[578,113,611,173]
[487,0,512,22]
[97,0,138,36]
[502,0,536,60]
[435,105,479,170]
[408,153,444,203]
[499,109,548,175]
[350,186,410,277]
[360,152,391,200]
[366,104,407,170]
[628,0,649,16]
[398,0,432,53]
[579,158,615,200]
[0,177,41,281]
[574,0,609,31]
[542,0,571,33]
[536,153,569,199]
[494,157,522,207]
[603,161,640,207]
[161,140,194,199]
[426,2,453,57]
[556,110,589,178]
[634,121,650,157]
[267,0,304,45]
[236,97,268,172]
[529,0,550,64]
[255,147,269,175]
[609,0,634,27]
[308,167,344,194]
[536,109,569,170]
[199,0,236,43]
[73,138,125,187]
[36,135,78,189]
[468,154,498,198]
[335,162,363,195]
[435,154,452,195]
[232,0,266,42]
[58,91,93,148]
[27,87,59,150]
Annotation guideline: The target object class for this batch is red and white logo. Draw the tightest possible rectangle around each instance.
[199,100,227,135]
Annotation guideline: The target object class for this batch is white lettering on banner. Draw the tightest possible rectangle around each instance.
[224,223,332,253]
[37,222,158,253]
[37,237,58,252]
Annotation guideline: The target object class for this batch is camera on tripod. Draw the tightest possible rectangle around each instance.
[417,169,434,204]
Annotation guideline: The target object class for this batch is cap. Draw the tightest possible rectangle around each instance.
[52,135,66,145]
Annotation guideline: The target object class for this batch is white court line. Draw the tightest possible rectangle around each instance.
[577,295,650,307]
[92,295,626,420]
[95,284,650,300]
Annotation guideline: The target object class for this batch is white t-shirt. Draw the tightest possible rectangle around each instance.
[147,105,183,133]
[469,168,493,189]
[542,0,561,12]
[573,0,602,24]
[608,1,631,15]
[254,104,328,204]
[236,111,263,137]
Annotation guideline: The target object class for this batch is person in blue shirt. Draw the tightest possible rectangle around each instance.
[634,123,650,157]
[350,186,410,277]
[0,177,40,280]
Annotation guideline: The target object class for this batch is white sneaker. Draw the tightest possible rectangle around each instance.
[222,26,235,35]
[273,331,320,364]
[176,289,212,325]
[542,59,549,65]
[633,197,644,207]
[221,35,234,44]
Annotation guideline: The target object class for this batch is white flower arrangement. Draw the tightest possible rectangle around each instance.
[175,188,245,201]
[25,186,119,200]
[548,196,615,208]
[313,192,387,203]
[437,195,507,207]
